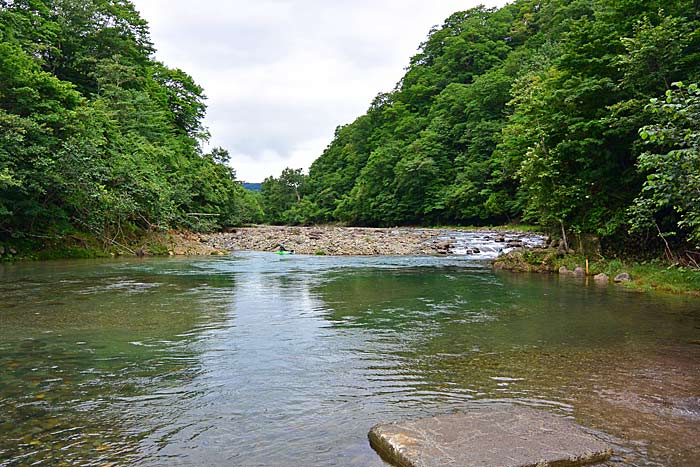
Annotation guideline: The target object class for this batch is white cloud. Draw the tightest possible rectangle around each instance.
[131,0,507,181]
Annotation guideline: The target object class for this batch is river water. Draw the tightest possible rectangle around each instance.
[1,251,699,466]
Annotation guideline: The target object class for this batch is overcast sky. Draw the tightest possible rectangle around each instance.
[131,0,507,182]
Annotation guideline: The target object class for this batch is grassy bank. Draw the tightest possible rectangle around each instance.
[557,255,700,295]
[494,248,700,296]
[0,230,188,262]
[0,234,109,262]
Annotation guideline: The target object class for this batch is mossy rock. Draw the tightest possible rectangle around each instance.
[493,248,559,273]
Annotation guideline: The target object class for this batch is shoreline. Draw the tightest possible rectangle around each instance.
[3,226,697,297]
[493,247,700,297]
[194,225,543,256]
[175,226,700,297]
[0,225,543,260]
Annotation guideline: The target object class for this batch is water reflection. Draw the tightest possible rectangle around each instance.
[313,266,700,466]
[1,254,699,466]
[0,258,235,465]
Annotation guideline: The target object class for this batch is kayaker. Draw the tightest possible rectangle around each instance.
[276,244,294,254]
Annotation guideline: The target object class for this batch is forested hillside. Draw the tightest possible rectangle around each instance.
[261,0,700,253]
[0,0,262,253]
[3,0,699,258]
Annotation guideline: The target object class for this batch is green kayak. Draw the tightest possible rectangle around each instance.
[275,250,293,255]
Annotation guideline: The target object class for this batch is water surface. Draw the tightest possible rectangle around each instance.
[1,253,699,466]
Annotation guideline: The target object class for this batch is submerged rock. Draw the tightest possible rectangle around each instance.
[369,406,613,467]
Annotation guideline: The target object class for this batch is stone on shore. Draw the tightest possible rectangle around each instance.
[594,273,610,283]
[614,272,632,283]
[368,406,613,467]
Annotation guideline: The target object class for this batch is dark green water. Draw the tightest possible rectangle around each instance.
[1,253,699,466]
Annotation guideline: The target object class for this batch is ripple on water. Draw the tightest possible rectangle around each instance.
[0,254,699,466]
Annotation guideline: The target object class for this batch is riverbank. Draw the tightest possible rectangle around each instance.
[493,248,700,296]
[199,225,544,256]
[0,230,222,261]
[0,225,544,261]
[3,226,697,297]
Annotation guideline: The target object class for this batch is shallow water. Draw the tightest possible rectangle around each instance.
[0,253,698,466]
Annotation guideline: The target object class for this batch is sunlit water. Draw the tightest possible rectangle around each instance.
[434,229,546,258]
[1,253,699,466]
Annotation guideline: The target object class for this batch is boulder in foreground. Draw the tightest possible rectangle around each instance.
[368,406,612,467]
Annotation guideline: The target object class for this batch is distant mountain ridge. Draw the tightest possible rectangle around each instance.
[242,183,262,191]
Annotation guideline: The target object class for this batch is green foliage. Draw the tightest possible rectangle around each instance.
[4,0,700,259]
[263,0,700,256]
[0,0,260,249]
[630,82,700,247]
[261,168,315,225]
[559,255,700,295]
[625,262,700,294]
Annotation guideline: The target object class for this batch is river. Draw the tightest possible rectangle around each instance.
[1,251,699,466]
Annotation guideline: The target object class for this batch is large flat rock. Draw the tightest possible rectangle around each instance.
[368,406,612,467]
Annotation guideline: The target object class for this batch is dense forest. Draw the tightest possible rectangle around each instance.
[0,0,263,253]
[261,0,700,254]
[2,0,700,258]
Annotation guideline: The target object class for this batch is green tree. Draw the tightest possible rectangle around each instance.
[0,0,258,249]
[630,82,700,248]
[260,168,309,224]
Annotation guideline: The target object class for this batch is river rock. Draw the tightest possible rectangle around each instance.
[369,406,613,467]
[594,273,609,283]
[559,266,572,275]
[434,241,451,254]
[614,272,632,283]
[573,266,586,277]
